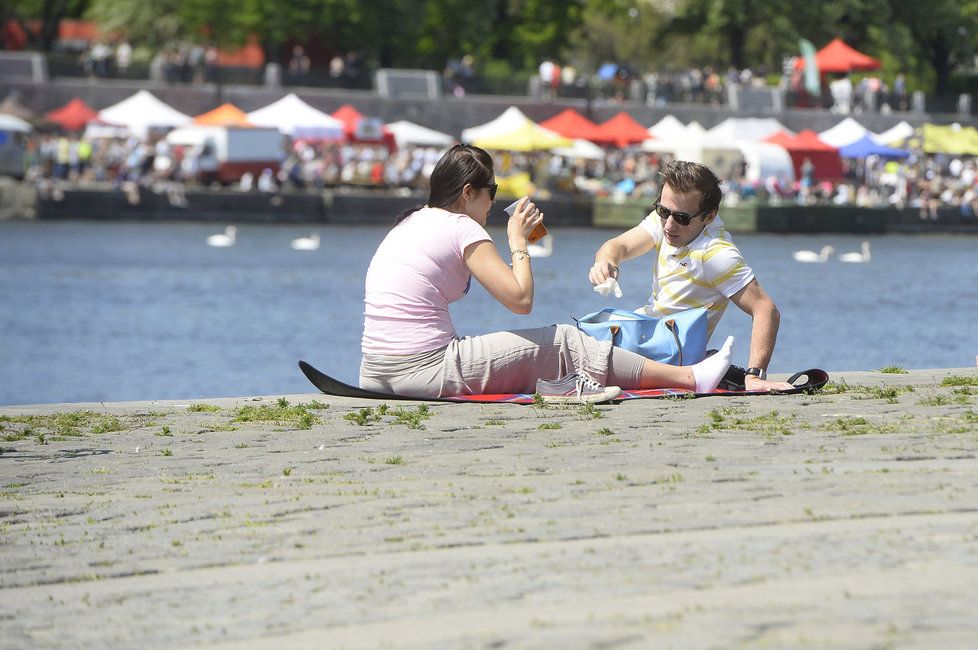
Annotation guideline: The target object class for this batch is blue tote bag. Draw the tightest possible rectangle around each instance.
[575,307,709,366]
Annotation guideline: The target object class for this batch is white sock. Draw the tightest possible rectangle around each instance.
[692,336,734,393]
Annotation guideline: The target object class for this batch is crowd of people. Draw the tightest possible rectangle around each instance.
[62,35,914,114]
[722,153,978,219]
[66,39,369,88]
[527,56,909,114]
[526,58,764,106]
[16,129,978,221]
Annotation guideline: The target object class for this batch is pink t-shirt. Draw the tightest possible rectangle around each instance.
[362,207,492,354]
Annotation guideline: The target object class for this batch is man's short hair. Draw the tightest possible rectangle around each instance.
[660,161,723,215]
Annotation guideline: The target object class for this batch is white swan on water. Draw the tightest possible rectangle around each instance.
[206,225,237,247]
[528,234,553,258]
[291,232,320,251]
[792,245,834,263]
[839,241,871,263]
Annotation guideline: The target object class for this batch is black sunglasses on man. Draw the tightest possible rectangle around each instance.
[651,198,710,226]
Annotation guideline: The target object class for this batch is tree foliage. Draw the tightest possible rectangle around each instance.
[85,0,183,49]
[3,0,88,51]
[6,0,978,94]
[886,0,978,95]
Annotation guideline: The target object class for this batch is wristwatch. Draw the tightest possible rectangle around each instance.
[745,367,767,381]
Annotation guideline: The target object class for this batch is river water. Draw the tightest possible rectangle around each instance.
[2,219,976,405]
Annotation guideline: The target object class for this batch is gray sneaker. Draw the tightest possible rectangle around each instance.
[536,373,622,404]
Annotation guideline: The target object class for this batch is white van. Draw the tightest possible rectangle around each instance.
[0,123,29,180]
[166,125,284,184]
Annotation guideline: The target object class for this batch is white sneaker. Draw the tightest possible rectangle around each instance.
[536,373,622,404]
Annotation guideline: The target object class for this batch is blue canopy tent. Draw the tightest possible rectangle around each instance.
[838,134,910,159]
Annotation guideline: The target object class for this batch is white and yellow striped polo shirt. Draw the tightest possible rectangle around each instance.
[637,213,754,338]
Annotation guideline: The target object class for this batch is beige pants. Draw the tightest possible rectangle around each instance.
[360,324,645,398]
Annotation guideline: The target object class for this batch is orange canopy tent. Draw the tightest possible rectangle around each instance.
[539,108,604,142]
[332,104,396,149]
[194,103,253,126]
[794,37,881,74]
[45,97,99,131]
[592,111,651,147]
[766,129,843,180]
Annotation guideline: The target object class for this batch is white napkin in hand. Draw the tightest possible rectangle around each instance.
[593,278,623,298]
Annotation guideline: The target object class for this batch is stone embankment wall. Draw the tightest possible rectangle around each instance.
[3,182,974,234]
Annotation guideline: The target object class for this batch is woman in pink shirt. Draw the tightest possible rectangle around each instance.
[360,144,733,403]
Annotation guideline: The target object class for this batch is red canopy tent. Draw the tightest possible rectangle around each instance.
[45,97,99,131]
[332,104,396,150]
[539,108,604,142]
[592,111,650,147]
[766,129,843,180]
[794,37,881,74]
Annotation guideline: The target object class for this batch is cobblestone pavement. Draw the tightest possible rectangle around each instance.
[2,368,977,649]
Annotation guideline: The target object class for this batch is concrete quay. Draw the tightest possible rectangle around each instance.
[1,367,977,649]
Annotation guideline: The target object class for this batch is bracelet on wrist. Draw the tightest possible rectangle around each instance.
[511,248,529,261]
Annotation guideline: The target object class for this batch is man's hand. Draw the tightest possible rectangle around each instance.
[589,259,619,286]
[744,374,795,392]
[589,225,654,287]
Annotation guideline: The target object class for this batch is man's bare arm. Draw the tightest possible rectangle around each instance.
[589,225,655,285]
[729,279,793,391]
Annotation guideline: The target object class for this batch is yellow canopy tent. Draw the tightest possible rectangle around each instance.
[919,123,978,155]
[473,121,571,152]
[495,171,534,199]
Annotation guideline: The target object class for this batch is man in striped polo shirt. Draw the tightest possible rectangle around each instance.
[589,160,793,391]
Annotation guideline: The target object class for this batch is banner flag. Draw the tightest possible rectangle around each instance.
[799,38,820,96]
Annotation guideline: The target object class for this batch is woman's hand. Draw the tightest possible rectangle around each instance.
[507,196,544,245]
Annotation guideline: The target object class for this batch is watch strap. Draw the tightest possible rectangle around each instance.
[745,367,767,380]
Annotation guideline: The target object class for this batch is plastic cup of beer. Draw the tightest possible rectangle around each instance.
[504,198,548,243]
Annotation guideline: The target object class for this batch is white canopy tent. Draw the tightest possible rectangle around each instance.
[551,138,606,160]
[643,125,794,183]
[246,93,344,139]
[641,122,711,161]
[874,120,915,146]
[648,115,686,139]
[694,139,745,178]
[0,113,32,133]
[731,141,796,182]
[705,122,794,182]
[640,130,703,162]
[165,125,237,148]
[640,138,681,155]
[819,117,870,148]
[460,106,533,143]
[97,90,191,138]
[707,117,790,142]
[82,120,130,139]
[385,120,455,148]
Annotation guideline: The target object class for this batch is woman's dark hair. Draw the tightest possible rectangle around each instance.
[395,144,495,224]
[659,160,723,216]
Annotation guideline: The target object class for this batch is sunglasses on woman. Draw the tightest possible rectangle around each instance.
[480,183,498,200]
[651,199,709,226]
